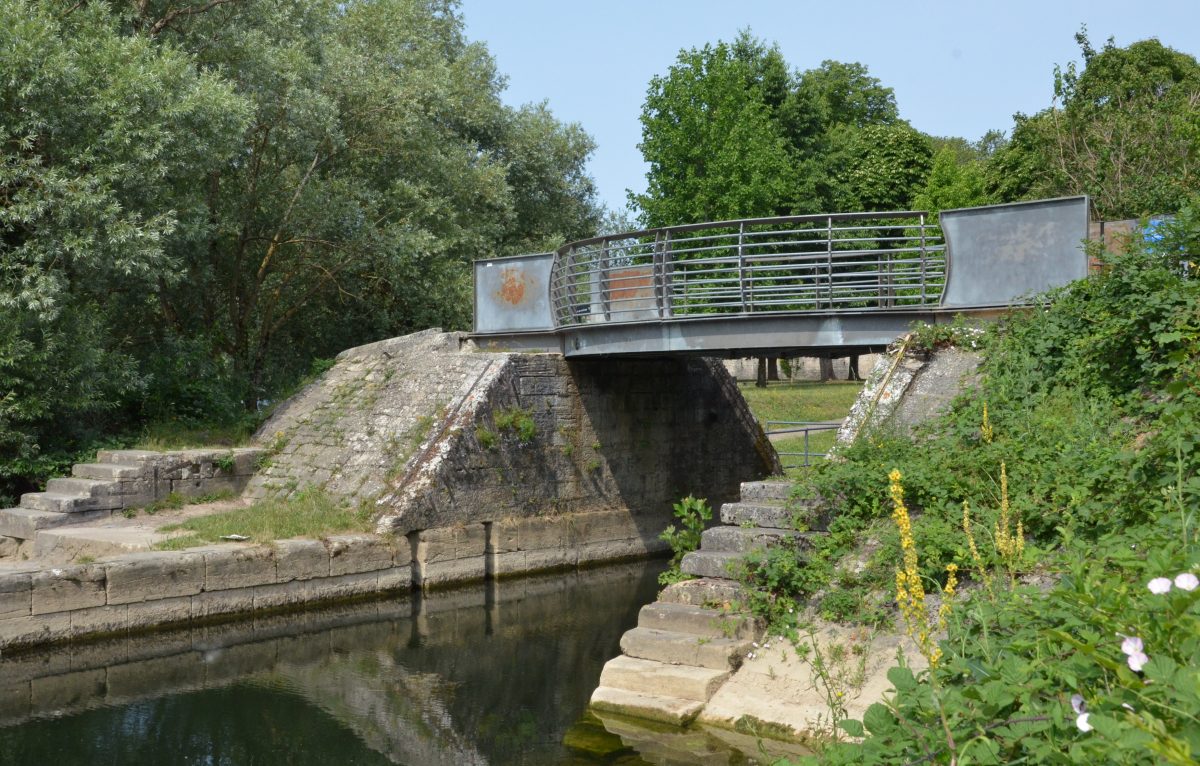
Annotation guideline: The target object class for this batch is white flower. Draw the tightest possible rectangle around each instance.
[1127,651,1149,672]
[1120,636,1143,656]
[1076,713,1092,732]
[1148,577,1172,594]
[1070,694,1086,714]
[1175,572,1198,591]
[1121,703,1135,712]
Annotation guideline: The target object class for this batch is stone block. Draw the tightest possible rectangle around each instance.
[306,571,382,600]
[251,579,312,610]
[69,604,129,637]
[327,534,393,576]
[490,550,528,578]
[204,546,276,591]
[517,516,572,551]
[421,557,485,589]
[125,598,192,631]
[32,565,106,615]
[523,548,576,574]
[0,571,32,620]
[191,588,255,620]
[0,613,72,650]
[570,509,641,543]
[377,566,412,593]
[492,519,520,553]
[418,527,456,565]
[390,536,413,567]
[105,553,205,605]
[274,539,329,582]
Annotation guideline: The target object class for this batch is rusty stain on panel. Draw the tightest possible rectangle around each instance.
[608,266,654,302]
[497,266,529,305]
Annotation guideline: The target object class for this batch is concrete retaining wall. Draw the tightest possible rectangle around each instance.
[0,508,664,652]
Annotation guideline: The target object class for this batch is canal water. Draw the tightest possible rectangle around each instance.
[0,560,792,765]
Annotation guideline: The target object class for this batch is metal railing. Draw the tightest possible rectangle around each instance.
[549,212,945,327]
[765,420,842,468]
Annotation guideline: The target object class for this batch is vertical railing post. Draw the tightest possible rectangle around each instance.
[662,230,674,318]
[599,239,611,322]
[919,213,927,304]
[652,230,664,319]
[737,221,748,313]
[825,216,834,309]
[804,427,811,467]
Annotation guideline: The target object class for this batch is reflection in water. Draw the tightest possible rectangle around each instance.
[0,560,775,765]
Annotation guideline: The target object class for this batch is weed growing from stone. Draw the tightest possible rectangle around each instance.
[657,495,712,585]
[155,488,371,549]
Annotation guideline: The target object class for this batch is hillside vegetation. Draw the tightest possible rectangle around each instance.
[744,207,1200,764]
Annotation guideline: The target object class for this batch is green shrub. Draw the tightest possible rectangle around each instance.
[658,495,712,585]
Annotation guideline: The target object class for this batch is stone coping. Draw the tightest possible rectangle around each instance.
[0,509,668,653]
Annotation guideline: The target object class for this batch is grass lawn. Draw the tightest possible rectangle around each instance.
[155,489,373,549]
[737,380,864,475]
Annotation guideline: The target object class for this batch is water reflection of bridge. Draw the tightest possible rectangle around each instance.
[472,197,1091,357]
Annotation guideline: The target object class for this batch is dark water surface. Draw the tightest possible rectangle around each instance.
[0,560,777,765]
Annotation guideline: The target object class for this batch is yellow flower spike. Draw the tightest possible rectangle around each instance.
[980,402,993,443]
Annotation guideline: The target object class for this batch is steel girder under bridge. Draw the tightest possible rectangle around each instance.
[470,197,1091,358]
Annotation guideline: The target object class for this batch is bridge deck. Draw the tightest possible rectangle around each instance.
[472,197,1090,357]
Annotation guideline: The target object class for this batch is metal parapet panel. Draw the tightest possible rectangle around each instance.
[940,196,1090,308]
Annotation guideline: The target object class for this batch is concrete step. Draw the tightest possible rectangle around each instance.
[19,492,122,513]
[719,500,828,531]
[45,477,118,498]
[590,709,740,765]
[637,602,760,641]
[700,525,813,554]
[589,686,704,727]
[598,655,729,702]
[620,627,751,671]
[94,449,161,466]
[72,462,145,480]
[0,507,112,540]
[32,525,170,564]
[659,577,749,609]
[680,550,743,579]
[738,481,791,504]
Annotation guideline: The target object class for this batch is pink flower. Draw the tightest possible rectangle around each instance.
[1076,713,1092,732]
[1175,572,1198,592]
[1120,636,1143,656]
[1148,577,1172,594]
[1127,651,1149,672]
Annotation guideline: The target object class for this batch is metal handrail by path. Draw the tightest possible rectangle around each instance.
[549,211,945,327]
[765,420,842,468]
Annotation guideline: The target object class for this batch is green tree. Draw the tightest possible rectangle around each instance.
[986,32,1200,219]
[633,33,798,225]
[634,32,931,226]
[912,147,992,214]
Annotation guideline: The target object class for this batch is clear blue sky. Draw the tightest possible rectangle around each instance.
[458,0,1199,214]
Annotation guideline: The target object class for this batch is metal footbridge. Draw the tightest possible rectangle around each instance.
[471,197,1092,357]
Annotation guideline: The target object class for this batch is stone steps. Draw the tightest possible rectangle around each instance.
[0,508,111,540]
[589,686,705,727]
[0,447,266,553]
[637,602,759,641]
[72,462,144,480]
[718,500,828,531]
[738,480,791,503]
[598,655,729,702]
[700,525,813,554]
[620,627,752,671]
[658,577,748,609]
[680,550,744,579]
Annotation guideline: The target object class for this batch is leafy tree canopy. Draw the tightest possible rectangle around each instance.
[986,31,1200,219]
[633,31,932,227]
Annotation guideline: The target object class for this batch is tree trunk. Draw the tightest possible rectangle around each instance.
[766,357,779,381]
[755,357,768,388]
[847,354,861,381]
[818,357,834,382]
